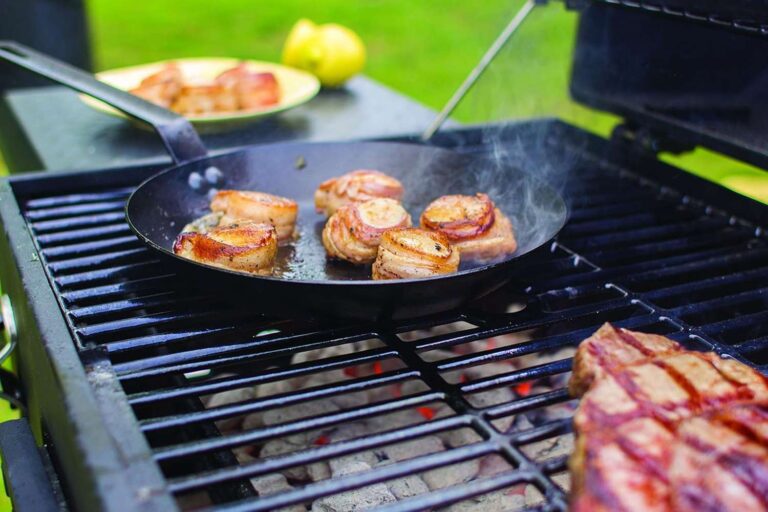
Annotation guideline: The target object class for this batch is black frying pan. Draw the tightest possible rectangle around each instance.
[0,42,567,321]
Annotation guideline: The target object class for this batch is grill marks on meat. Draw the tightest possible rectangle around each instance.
[569,323,768,512]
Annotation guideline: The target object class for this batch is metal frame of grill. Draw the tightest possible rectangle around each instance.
[582,0,768,33]
[0,119,765,511]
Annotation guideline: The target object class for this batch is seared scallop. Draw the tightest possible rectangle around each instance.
[173,221,278,275]
[315,170,404,217]
[372,228,460,280]
[323,198,412,264]
[420,193,517,262]
[211,190,298,244]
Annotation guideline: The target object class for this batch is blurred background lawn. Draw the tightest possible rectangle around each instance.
[0,0,766,508]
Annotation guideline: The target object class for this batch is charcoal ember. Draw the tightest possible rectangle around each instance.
[375,461,429,500]
[398,380,427,396]
[464,384,514,433]
[255,379,293,399]
[250,473,307,512]
[233,446,256,464]
[443,488,526,511]
[291,340,376,385]
[329,451,380,475]
[549,471,571,492]
[529,388,576,421]
[311,461,397,511]
[524,483,547,507]
[512,413,535,431]
[262,400,340,446]
[308,461,331,482]
[365,409,424,433]
[365,383,401,403]
[382,435,444,462]
[205,387,255,431]
[298,374,368,410]
[418,349,456,362]
[466,386,514,408]
[387,474,430,500]
[478,454,511,477]
[439,429,478,449]
[330,422,368,442]
[242,412,264,431]
[422,458,480,490]
[328,390,369,410]
[521,434,574,462]
[259,438,309,481]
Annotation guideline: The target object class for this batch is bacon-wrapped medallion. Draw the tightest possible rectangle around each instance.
[372,228,460,280]
[171,84,238,115]
[173,221,277,275]
[420,193,517,262]
[322,198,412,264]
[315,170,404,217]
[215,64,280,109]
[129,63,183,108]
[211,190,298,244]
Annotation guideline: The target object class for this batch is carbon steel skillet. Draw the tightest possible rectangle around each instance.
[0,42,567,321]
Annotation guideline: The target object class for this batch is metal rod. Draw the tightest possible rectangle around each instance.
[421,0,538,141]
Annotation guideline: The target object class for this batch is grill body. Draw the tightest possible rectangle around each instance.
[0,119,766,511]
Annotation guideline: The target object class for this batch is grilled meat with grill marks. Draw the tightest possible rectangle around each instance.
[569,323,768,512]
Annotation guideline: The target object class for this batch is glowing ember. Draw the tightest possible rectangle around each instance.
[373,361,383,375]
[313,435,330,446]
[515,381,533,396]
[417,406,436,421]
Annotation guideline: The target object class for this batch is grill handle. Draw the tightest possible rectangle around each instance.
[0,41,207,165]
[0,419,60,512]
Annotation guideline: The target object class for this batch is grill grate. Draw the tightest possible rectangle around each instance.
[18,125,768,511]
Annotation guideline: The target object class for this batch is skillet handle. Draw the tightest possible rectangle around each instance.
[0,40,207,164]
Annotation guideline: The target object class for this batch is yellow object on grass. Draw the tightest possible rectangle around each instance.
[282,19,366,88]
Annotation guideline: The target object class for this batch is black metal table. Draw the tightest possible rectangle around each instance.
[0,76,452,173]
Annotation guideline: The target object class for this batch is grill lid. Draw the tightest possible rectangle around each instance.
[571,2,768,169]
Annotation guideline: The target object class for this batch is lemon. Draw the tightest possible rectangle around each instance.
[282,19,366,88]
[282,19,317,67]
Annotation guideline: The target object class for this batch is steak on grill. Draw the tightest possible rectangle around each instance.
[568,323,768,512]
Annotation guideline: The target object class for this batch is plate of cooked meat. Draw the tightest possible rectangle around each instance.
[79,58,320,130]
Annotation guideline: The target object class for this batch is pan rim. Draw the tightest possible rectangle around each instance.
[125,140,568,286]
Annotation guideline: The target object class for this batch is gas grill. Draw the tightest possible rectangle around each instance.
[1,2,767,511]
